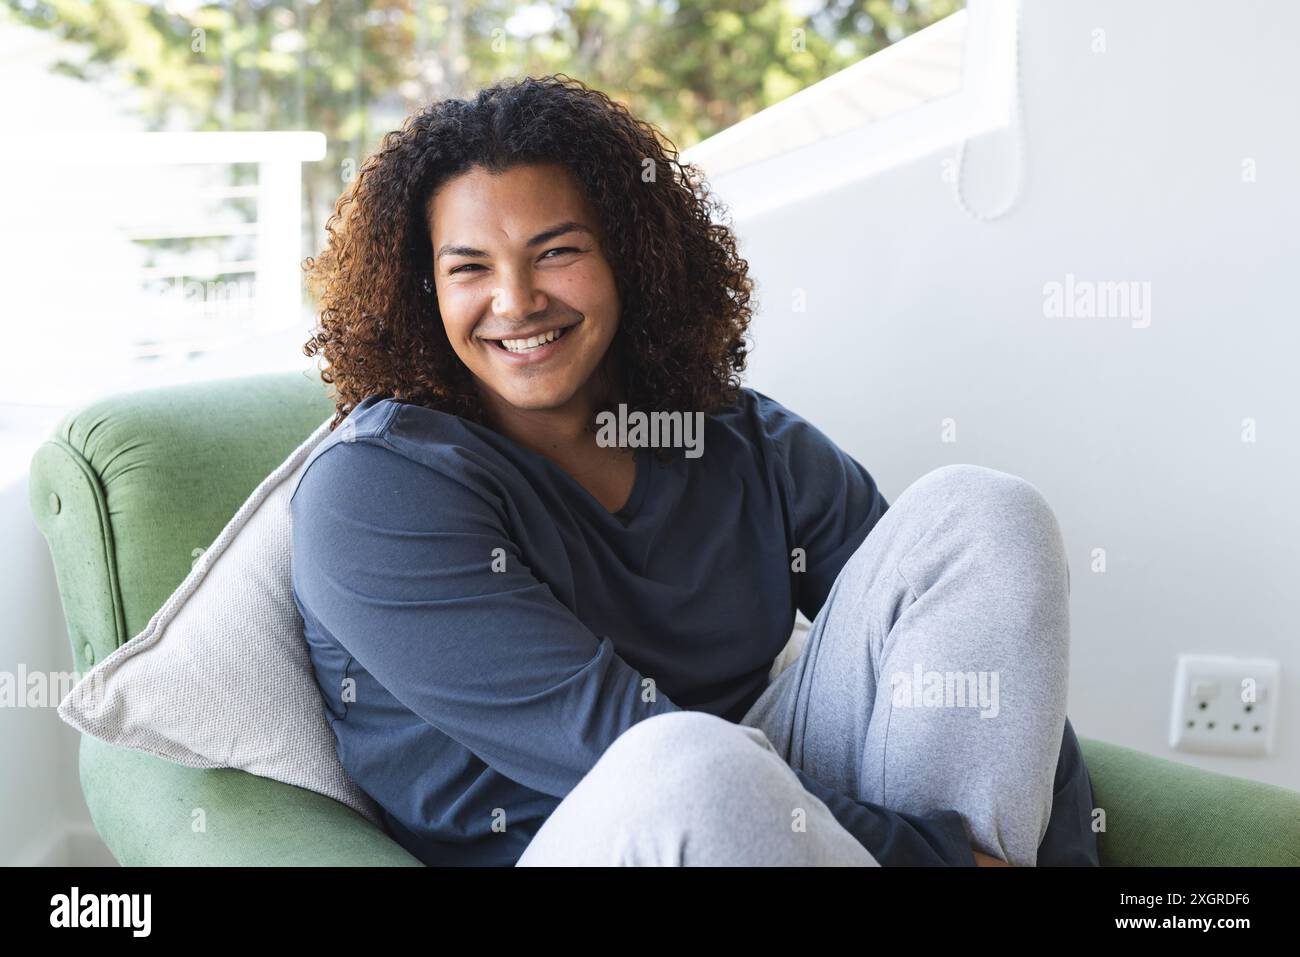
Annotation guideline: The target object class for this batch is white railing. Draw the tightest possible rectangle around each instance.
[4,131,325,406]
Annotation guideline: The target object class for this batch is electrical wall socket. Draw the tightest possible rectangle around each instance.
[1169,654,1280,756]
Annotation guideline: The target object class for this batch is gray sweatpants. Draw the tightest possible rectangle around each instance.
[516,464,1091,867]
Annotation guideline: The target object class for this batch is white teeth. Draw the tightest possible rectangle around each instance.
[500,326,566,352]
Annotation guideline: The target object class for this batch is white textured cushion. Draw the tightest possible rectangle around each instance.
[769,618,811,681]
[57,416,384,828]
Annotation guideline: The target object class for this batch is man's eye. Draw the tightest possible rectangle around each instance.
[451,248,579,275]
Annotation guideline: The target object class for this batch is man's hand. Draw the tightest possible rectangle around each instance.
[972,849,1013,867]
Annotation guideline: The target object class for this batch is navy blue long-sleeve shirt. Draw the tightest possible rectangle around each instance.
[289,387,981,866]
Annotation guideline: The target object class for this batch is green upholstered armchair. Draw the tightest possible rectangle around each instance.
[27,371,1300,866]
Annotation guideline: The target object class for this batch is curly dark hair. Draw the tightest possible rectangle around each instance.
[302,73,756,447]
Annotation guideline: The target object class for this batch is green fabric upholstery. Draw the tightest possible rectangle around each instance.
[78,735,422,866]
[28,370,1300,866]
[1081,737,1300,867]
[28,370,338,677]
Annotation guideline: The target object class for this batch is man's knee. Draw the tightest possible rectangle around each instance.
[602,711,775,790]
[910,464,1051,514]
[905,464,1064,552]
[570,712,783,846]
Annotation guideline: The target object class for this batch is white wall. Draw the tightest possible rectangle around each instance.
[0,408,115,865]
[714,0,1298,789]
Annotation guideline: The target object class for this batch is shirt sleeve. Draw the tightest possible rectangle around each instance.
[792,768,978,866]
[750,389,890,622]
[289,435,679,799]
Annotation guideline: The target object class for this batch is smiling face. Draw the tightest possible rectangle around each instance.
[428,162,621,426]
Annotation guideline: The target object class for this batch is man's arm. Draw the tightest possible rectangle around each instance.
[748,388,889,622]
[291,436,680,798]
[791,767,979,866]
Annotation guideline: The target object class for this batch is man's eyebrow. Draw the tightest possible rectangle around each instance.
[434,221,593,262]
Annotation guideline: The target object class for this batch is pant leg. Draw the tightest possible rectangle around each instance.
[742,463,1085,867]
[515,710,878,866]
[755,631,1098,866]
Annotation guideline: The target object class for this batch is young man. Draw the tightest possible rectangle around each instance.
[292,75,1098,867]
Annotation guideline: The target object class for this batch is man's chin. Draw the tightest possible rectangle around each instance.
[492,383,579,415]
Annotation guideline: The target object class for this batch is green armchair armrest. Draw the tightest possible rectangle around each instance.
[80,735,422,866]
[1082,737,1300,867]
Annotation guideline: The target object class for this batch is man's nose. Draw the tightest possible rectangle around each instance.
[490,270,547,321]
